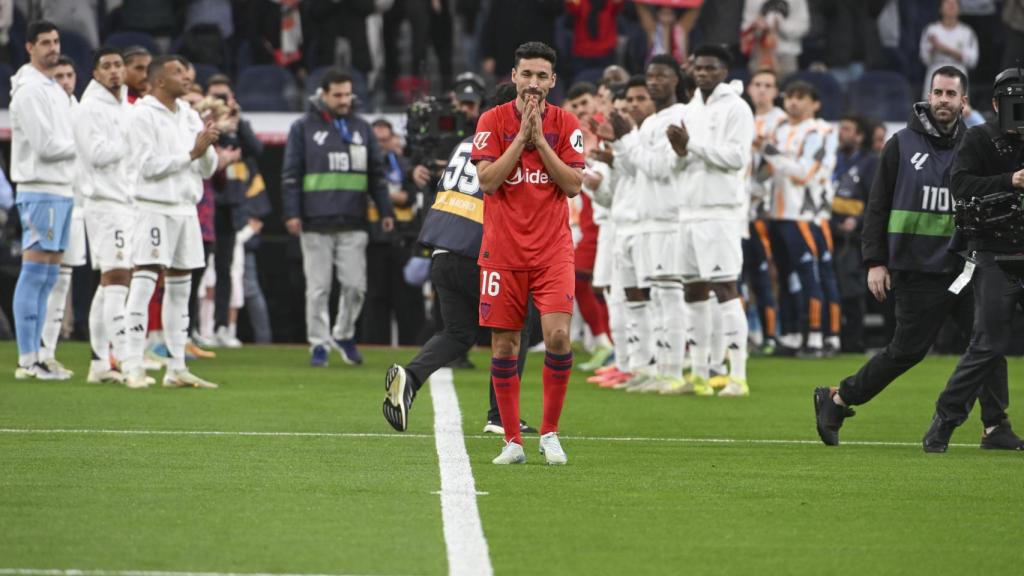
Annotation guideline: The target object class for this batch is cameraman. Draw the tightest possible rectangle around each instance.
[924,68,1024,452]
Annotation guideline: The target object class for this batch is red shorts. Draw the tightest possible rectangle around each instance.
[479,261,575,330]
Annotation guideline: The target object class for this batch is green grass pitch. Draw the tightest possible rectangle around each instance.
[2,343,1022,575]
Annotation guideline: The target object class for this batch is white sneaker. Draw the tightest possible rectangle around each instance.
[14,365,35,380]
[124,368,152,389]
[191,331,217,348]
[492,441,526,465]
[654,377,688,395]
[615,373,652,391]
[163,369,219,389]
[539,432,568,465]
[41,358,73,380]
[87,368,126,384]
[214,326,243,349]
[718,378,750,397]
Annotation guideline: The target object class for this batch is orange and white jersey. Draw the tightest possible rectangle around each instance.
[749,106,787,219]
[765,117,827,221]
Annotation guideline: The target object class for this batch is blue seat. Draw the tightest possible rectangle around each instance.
[571,67,605,87]
[304,66,369,111]
[847,70,913,123]
[728,67,751,86]
[191,63,221,91]
[236,64,298,111]
[784,71,844,120]
[57,31,92,96]
[103,31,160,55]
[0,63,12,108]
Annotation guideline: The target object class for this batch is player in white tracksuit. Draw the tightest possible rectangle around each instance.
[671,46,755,397]
[122,55,220,389]
[73,47,137,384]
[10,22,77,381]
[605,58,692,394]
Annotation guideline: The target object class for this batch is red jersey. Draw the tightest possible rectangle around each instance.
[471,100,585,270]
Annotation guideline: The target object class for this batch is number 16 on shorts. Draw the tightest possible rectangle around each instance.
[481,270,501,296]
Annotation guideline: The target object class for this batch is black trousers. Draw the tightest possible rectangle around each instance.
[838,270,976,406]
[213,205,236,330]
[405,253,533,422]
[934,252,1014,428]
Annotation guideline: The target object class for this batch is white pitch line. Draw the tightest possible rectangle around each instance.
[0,428,975,448]
[0,569,402,576]
[428,368,493,576]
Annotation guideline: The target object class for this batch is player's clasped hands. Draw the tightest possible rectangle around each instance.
[517,92,545,149]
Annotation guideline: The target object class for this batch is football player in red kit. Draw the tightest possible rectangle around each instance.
[472,42,585,465]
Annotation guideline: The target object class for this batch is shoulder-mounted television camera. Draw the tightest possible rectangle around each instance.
[995,64,1024,136]
[405,96,470,173]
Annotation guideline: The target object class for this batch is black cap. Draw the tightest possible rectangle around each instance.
[994,67,1023,95]
[454,72,485,103]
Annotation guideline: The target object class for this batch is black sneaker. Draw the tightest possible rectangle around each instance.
[813,387,854,446]
[383,364,416,432]
[980,420,1024,451]
[923,414,956,453]
[482,419,538,434]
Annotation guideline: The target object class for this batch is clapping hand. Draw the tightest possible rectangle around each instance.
[666,120,689,157]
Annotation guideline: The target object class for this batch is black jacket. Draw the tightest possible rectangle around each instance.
[861,103,965,269]
[951,121,1024,253]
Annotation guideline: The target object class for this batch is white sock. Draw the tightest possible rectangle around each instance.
[652,298,667,376]
[162,275,192,372]
[808,331,823,349]
[228,322,238,339]
[826,335,841,350]
[608,296,628,371]
[39,267,72,361]
[687,299,712,382]
[592,332,612,349]
[625,300,654,376]
[653,281,686,379]
[104,284,129,366]
[720,297,748,382]
[89,285,109,372]
[199,295,214,340]
[709,292,726,373]
[19,352,37,367]
[124,270,159,371]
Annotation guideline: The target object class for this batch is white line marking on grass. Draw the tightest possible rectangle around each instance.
[428,368,493,576]
[0,569,402,576]
[0,428,975,448]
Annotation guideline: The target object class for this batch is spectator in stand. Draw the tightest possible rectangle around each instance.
[919,0,978,99]
[479,0,562,79]
[565,0,623,78]
[0,2,11,65]
[383,0,456,99]
[693,0,743,61]
[24,0,100,49]
[122,46,152,102]
[114,0,179,46]
[741,0,810,77]
[360,119,426,346]
[304,0,376,78]
[1001,0,1024,70]
[814,0,888,89]
[185,0,234,41]
[635,2,701,65]
[245,0,303,68]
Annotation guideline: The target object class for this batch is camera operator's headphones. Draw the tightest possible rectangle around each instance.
[994,66,1024,135]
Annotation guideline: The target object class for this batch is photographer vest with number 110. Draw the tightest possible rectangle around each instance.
[887,127,961,274]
